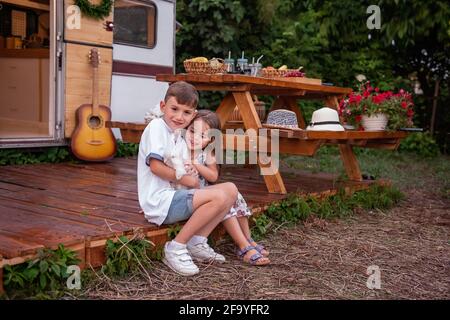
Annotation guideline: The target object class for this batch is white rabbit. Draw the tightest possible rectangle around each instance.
[164,130,188,189]
[144,103,164,123]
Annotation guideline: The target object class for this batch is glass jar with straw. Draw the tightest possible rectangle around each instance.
[224,51,235,73]
[249,55,264,77]
[236,51,248,74]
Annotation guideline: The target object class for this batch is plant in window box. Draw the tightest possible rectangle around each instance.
[338,81,415,131]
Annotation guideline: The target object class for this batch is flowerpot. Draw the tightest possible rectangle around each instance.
[361,113,388,131]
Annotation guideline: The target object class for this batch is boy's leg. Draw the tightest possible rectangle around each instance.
[194,182,240,235]
[174,182,238,244]
[163,183,237,276]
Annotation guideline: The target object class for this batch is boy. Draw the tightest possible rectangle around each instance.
[137,81,238,276]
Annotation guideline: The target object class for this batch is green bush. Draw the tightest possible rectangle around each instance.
[102,236,153,277]
[3,244,80,299]
[399,132,440,157]
[0,141,139,166]
[0,147,72,166]
[116,141,139,157]
[252,185,404,239]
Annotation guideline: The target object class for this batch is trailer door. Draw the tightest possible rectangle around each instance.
[110,0,175,137]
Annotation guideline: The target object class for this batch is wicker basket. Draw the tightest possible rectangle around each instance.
[261,68,301,78]
[183,59,227,74]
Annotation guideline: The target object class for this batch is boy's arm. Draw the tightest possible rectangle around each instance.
[149,159,200,188]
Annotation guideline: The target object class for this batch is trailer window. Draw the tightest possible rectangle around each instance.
[114,0,156,48]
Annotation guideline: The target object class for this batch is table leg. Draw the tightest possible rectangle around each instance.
[325,96,363,181]
[269,97,306,129]
[215,93,237,126]
[339,144,363,181]
[233,92,287,194]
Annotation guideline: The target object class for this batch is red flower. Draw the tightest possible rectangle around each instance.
[355,115,362,123]
[375,87,379,92]
[407,108,414,117]
[401,101,408,109]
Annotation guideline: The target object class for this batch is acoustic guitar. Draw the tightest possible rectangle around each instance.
[71,48,116,161]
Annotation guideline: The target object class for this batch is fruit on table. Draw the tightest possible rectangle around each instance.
[278,65,288,70]
[187,57,209,63]
[284,70,305,77]
[265,66,275,70]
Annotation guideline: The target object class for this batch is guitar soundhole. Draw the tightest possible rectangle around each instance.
[87,115,103,129]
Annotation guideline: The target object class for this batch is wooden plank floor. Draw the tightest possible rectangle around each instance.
[0,157,377,262]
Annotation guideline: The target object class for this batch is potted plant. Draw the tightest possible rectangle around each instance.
[338,81,415,131]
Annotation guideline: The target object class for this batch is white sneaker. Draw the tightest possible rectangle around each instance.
[163,242,199,276]
[187,241,226,263]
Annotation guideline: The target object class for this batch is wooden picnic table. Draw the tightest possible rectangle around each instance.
[109,73,407,195]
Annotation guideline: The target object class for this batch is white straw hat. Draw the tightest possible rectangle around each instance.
[265,109,299,129]
[306,107,344,131]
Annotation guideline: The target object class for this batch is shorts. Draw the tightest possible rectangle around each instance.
[163,189,195,225]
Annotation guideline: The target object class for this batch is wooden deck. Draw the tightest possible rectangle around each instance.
[0,157,382,292]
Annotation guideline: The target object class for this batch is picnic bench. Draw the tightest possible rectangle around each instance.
[108,73,408,194]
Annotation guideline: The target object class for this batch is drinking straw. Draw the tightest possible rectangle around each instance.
[242,51,244,59]
[256,55,264,63]
[228,51,231,59]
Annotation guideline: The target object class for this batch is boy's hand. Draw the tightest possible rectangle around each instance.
[178,174,200,188]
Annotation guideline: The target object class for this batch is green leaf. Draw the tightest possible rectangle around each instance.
[39,273,47,290]
[16,276,25,288]
[51,264,61,276]
[39,260,49,273]
[23,267,39,281]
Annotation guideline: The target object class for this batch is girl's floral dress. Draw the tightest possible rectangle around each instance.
[196,151,251,220]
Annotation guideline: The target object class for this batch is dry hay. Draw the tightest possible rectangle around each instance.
[74,188,449,300]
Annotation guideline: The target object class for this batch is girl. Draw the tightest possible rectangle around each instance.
[184,109,270,266]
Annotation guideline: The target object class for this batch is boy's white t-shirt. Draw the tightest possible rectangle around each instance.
[137,118,189,226]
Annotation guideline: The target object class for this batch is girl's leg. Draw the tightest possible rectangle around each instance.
[237,216,251,239]
[222,216,270,266]
[237,216,269,257]
[174,182,237,244]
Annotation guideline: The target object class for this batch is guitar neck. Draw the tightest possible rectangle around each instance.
[92,66,99,116]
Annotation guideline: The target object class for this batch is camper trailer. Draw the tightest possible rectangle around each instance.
[0,0,175,148]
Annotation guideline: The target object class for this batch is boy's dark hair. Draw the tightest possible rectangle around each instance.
[164,81,199,108]
[194,109,221,131]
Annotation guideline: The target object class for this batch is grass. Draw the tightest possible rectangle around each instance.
[250,184,404,241]
[282,147,450,193]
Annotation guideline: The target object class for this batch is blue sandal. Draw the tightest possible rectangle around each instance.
[236,245,270,266]
[247,237,269,257]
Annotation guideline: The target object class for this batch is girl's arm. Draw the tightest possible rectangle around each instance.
[193,154,219,183]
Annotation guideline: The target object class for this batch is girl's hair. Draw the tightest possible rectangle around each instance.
[193,109,221,130]
[191,110,221,170]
